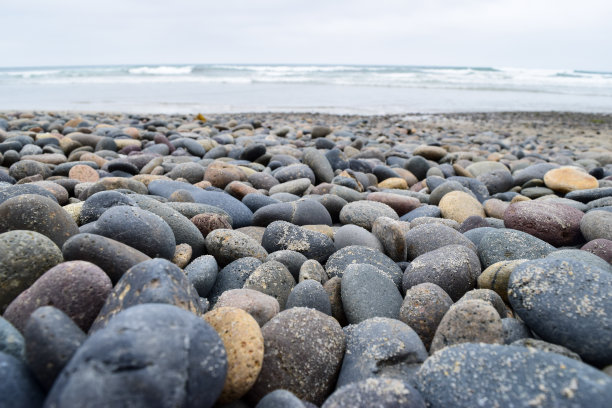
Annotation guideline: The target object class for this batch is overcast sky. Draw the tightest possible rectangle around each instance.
[2,0,611,70]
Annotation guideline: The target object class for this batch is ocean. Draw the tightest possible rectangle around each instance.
[1,64,612,114]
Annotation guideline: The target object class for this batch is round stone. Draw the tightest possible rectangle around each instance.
[0,194,79,248]
[79,190,136,224]
[402,244,481,301]
[68,164,99,182]
[339,200,398,230]
[336,317,427,388]
[243,261,296,310]
[285,280,331,315]
[399,283,454,350]
[93,205,176,259]
[262,221,335,263]
[508,257,612,366]
[3,261,111,333]
[439,190,486,223]
[404,223,476,260]
[581,238,612,263]
[90,258,202,332]
[326,245,403,288]
[503,201,584,246]
[204,307,264,403]
[333,224,383,252]
[323,377,426,408]
[205,229,268,266]
[0,230,63,311]
[477,228,555,269]
[341,264,403,324]
[477,259,527,303]
[580,210,612,241]
[248,307,345,405]
[429,299,503,354]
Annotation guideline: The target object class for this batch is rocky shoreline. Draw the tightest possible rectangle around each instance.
[0,110,611,407]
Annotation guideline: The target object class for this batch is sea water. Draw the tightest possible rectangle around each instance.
[1,64,611,114]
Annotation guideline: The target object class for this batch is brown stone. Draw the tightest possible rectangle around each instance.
[225,181,258,200]
[172,243,192,268]
[3,261,112,333]
[429,299,503,354]
[366,192,420,216]
[484,198,509,219]
[204,307,264,403]
[68,164,99,183]
[477,259,528,303]
[413,145,447,161]
[191,213,232,238]
[204,161,247,189]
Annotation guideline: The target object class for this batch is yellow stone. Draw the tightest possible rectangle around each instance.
[62,202,84,224]
[439,191,485,223]
[203,307,264,403]
[114,139,141,149]
[378,177,408,190]
[544,166,599,193]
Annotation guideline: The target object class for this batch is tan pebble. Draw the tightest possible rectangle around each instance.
[68,164,99,182]
[302,224,334,239]
[510,195,531,203]
[122,127,140,138]
[544,166,598,193]
[63,202,84,224]
[452,163,473,178]
[439,191,485,223]
[477,259,528,303]
[378,177,408,190]
[114,139,141,149]
[80,152,108,167]
[204,307,264,403]
[413,145,447,161]
[171,243,192,268]
[484,198,510,219]
[194,180,212,189]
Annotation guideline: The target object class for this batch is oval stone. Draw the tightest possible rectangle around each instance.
[0,230,63,311]
[248,307,345,405]
[508,258,612,366]
[3,261,111,333]
[503,201,584,246]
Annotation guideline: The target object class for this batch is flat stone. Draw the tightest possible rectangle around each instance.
[285,280,331,315]
[208,257,262,306]
[215,288,280,327]
[185,255,218,297]
[544,166,598,193]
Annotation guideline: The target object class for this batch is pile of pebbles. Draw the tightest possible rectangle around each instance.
[0,110,611,407]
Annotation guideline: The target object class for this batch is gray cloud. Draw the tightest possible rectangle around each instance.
[1,0,611,70]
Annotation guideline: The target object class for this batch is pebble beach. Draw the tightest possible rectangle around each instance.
[0,109,611,407]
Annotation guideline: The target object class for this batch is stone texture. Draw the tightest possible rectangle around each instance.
[203,307,264,403]
[248,307,345,405]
